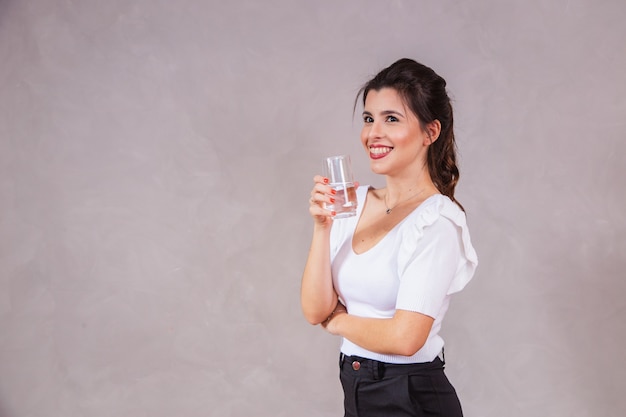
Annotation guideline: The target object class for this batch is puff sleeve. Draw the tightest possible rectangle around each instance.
[395,195,478,318]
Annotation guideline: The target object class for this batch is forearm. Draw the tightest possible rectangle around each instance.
[300,225,337,324]
[328,310,434,356]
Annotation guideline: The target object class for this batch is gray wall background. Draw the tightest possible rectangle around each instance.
[1,0,624,416]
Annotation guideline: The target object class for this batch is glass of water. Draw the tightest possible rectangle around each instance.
[323,155,358,219]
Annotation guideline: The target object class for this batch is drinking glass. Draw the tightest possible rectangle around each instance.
[323,155,357,219]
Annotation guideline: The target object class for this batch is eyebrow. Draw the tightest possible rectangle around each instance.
[362,110,405,118]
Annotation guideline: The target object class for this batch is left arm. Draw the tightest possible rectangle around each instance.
[323,306,434,357]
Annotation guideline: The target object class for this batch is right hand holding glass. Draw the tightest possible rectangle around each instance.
[309,175,359,225]
[309,175,337,225]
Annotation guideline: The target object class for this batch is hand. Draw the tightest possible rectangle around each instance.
[321,301,347,335]
[308,175,336,226]
[308,176,359,226]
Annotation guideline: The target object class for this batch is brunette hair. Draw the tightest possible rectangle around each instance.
[357,58,464,210]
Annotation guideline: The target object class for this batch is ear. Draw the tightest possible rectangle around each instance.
[424,120,441,145]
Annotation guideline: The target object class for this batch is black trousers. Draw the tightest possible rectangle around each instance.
[339,353,463,417]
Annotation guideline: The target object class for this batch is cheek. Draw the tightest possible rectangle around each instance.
[360,133,367,148]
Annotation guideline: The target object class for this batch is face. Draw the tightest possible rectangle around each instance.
[360,88,431,177]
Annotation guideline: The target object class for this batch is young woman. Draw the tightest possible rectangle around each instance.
[301,58,478,417]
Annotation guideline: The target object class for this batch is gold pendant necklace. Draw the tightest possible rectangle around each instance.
[384,189,425,214]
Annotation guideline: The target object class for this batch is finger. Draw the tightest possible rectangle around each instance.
[308,198,336,223]
[309,175,337,220]
[313,175,330,185]
[311,183,337,206]
[309,191,322,207]
[309,203,335,219]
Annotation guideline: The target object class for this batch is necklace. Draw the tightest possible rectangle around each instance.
[384,189,425,214]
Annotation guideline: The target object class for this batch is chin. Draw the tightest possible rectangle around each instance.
[369,162,389,175]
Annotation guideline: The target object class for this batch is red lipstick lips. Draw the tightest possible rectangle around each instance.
[369,145,393,160]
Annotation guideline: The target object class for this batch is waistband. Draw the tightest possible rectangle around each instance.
[339,353,445,380]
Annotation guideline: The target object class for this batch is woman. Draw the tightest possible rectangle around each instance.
[301,58,478,417]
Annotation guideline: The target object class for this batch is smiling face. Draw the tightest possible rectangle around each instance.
[360,88,432,178]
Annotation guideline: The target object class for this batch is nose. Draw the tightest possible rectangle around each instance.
[365,120,384,140]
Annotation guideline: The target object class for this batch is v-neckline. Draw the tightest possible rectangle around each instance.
[350,187,439,255]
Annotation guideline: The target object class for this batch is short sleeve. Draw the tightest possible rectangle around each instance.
[395,195,478,317]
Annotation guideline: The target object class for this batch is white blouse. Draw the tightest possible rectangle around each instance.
[330,186,478,364]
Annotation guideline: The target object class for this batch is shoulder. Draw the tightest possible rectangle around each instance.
[397,194,478,267]
[356,185,383,202]
[356,185,371,203]
[400,194,468,239]
[397,194,479,293]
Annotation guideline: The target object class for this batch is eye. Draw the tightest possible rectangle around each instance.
[363,115,373,123]
[386,115,398,122]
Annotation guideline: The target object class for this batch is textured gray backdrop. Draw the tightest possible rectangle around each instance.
[1,0,625,416]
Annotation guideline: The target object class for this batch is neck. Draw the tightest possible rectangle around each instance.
[384,172,435,206]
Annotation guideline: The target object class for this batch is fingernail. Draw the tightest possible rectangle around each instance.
[323,178,329,184]
[331,189,337,195]
[330,198,335,203]
[331,211,336,216]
